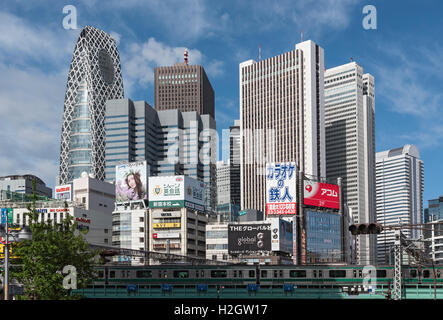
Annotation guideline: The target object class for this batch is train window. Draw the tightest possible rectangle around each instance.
[201,270,204,277]
[313,270,317,278]
[98,271,104,278]
[109,271,115,278]
[136,270,152,278]
[274,270,278,278]
[239,270,243,278]
[233,270,237,278]
[358,270,362,278]
[279,270,283,277]
[249,270,255,278]
[329,270,346,278]
[319,270,323,278]
[211,270,227,278]
[353,270,357,278]
[423,270,430,278]
[261,270,268,278]
[195,270,199,278]
[437,270,441,278]
[174,270,189,278]
[376,270,386,278]
[289,270,306,278]
[410,269,417,278]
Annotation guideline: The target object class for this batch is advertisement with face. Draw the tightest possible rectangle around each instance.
[115,161,148,202]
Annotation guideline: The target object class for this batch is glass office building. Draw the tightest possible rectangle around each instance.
[305,210,342,263]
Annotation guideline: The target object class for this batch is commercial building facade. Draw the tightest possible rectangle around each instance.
[0,174,52,198]
[105,99,217,214]
[324,61,376,264]
[424,196,443,223]
[59,26,124,184]
[376,145,424,264]
[240,40,326,214]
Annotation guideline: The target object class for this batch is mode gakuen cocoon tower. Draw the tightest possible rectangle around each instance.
[59,26,124,184]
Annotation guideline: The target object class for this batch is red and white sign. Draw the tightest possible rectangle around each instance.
[55,184,72,201]
[266,203,297,215]
[303,181,339,209]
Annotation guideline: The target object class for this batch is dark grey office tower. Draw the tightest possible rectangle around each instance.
[154,50,215,118]
[59,26,124,184]
[229,120,240,207]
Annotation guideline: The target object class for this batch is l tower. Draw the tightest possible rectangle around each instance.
[59,26,124,184]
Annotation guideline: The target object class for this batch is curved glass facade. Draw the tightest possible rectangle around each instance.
[68,80,92,181]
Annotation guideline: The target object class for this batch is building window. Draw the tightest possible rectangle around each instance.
[139,237,144,243]
[139,217,144,222]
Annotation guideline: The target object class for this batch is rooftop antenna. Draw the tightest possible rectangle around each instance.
[259,44,262,62]
[350,57,353,62]
[184,48,189,65]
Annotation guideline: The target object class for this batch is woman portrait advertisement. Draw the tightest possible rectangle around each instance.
[116,169,147,201]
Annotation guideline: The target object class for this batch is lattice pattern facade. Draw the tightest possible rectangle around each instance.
[59,26,124,184]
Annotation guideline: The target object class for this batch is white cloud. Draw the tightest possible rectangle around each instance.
[121,37,223,96]
[110,31,121,46]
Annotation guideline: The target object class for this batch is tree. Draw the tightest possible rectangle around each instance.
[9,180,99,300]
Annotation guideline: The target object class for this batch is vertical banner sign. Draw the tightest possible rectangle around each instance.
[1,208,6,225]
[266,162,297,215]
[7,208,13,224]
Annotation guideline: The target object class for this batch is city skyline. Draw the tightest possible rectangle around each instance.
[1,0,443,206]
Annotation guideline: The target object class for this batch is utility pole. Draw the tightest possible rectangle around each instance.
[393,229,402,300]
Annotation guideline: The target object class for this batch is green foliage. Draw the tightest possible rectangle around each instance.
[9,179,99,300]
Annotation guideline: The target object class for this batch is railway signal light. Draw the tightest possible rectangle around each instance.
[349,223,383,235]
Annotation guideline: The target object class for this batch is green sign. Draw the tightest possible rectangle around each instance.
[149,200,185,208]
[7,208,13,224]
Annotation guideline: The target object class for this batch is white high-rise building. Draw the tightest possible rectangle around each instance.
[324,62,376,264]
[239,40,326,213]
[376,145,424,264]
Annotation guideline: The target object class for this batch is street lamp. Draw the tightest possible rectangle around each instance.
[1,218,32,300]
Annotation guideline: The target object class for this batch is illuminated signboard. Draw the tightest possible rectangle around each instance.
[152,223,181,229]
[303,181,339,209]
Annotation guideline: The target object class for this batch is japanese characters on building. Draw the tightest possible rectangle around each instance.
[266,162,297,215]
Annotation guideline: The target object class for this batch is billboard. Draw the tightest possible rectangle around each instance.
[304,180,339,209]
[228,223,271,254]
[149,176,205,211]
[1,208,13,225]
[270,218,293,254]
[55,184,72,201]
[266,162,297,215]
[115,161,148,202]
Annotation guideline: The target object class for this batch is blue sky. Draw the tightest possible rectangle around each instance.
[1,0,442,206]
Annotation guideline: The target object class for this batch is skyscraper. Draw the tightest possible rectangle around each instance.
[104,98,216,213]
[59,26,124,184]
[324,61,376,264]
[154,52,217,214]
[229,120,240,207]
[376,145,424,264]
[240,40,326,213]
[154,51,215,118]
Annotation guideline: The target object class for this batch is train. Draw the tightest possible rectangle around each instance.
[70,263,443,299]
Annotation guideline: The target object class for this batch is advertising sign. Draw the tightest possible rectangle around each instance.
[152,232,180,239]
[270,218,293,254]
[1,208,12,225]
[152,222,181,229]
[55,184,72,201]
[228,223,271,254]
[149,176,205,211]
[304,180,339,209]
[266,162,297,215]
[115,161,149,202]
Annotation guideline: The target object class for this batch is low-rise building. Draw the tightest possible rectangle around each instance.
[206,222,229,261]
[0,174,52,198]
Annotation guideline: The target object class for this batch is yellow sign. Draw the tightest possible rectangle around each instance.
[0,244,18,259]
[153,223,181,229]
